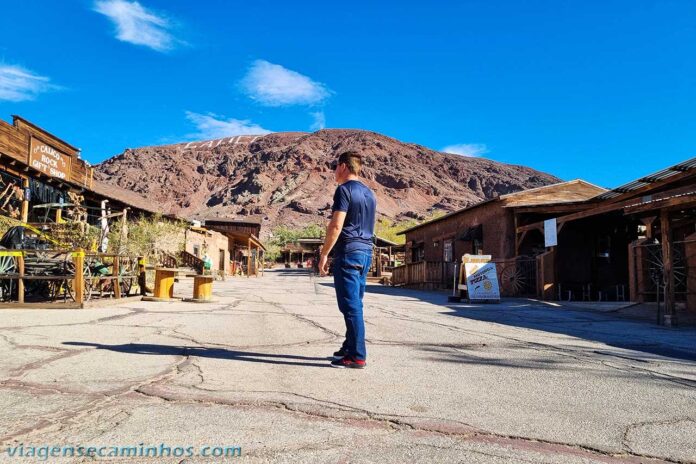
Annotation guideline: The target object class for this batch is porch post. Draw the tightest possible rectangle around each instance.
[21,178,29,223]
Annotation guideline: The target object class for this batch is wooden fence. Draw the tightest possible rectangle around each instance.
[391,261,456,288]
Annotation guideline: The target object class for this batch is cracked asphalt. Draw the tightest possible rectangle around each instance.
[1,268,695,463]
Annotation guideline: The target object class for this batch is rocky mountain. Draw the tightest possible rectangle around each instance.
[94,129,560,237]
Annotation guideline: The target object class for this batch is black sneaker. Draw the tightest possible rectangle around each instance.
[332,348,348,360]
[330,357,366,369]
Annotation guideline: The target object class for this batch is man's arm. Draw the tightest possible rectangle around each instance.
[319,211,346,275]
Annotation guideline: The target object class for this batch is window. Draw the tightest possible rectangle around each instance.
[443,239,453,262]
[411,243,425,263]
[473,238,483,255]
[193,245,200,257]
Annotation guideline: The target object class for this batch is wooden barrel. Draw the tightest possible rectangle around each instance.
[154,269,176,299]
[193,275,214,301]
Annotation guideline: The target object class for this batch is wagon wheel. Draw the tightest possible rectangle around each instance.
[83,258,99,301]
[74,255,101,301]
[0,255,17,302]
[499,264,526,297]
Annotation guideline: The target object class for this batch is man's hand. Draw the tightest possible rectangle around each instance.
[319,254,329,276]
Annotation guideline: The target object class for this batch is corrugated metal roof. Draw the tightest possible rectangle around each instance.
[595,157,696,200]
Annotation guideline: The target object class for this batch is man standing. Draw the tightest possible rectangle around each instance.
[319,151,377,369]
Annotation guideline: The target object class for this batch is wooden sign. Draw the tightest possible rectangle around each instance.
[29,137,72,180]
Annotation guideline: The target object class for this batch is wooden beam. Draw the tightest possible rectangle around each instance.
[113,257,121,299]
[511,203,594,214]
[17,253,24,304]
[73,250,84,304]
[20,177,29,223]
[624,193,696,215]
[602,169,696,205]
[517,184,696,234]
[247,238,252,278]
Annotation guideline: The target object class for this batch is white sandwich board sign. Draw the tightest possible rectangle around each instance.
[464,261,501,302]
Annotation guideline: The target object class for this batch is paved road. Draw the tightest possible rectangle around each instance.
[1,268,695,463]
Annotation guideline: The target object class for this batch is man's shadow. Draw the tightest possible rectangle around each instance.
[63,342,332,368]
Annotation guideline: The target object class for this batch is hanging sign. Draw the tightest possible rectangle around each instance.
[465,261,500,302]
[29,137,72,180]
[544,218,558,247]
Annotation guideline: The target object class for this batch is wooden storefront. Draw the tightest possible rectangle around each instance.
[393,180,606,292]
[204,218,266,277]
[517,157,696,325]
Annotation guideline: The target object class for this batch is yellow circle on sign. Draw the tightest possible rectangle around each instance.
[484,280,492,291]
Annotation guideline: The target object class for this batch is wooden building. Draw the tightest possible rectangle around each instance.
[204,217,266,276]
[393,180,606,292]
[280,238,323,266]
[517,157,696,325]
[0,115,170,228]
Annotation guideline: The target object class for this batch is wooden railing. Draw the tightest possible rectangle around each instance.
[0,249,141,305]
[160,253,178,268]
[180,250,204,273]
[391,261,455,287]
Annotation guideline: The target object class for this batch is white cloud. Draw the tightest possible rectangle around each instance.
[93,0,177,52]
[240,60,331,106]
[185,111,272,140]
[441,143,488,157]
[310,111,325,131]
[0,64,59,102]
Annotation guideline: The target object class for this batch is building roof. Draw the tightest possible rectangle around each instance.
[374,236,400,247]
[501,179,607,207]
[204,216,263,226]
[397,179,606,235]
[89,180,169,216]
[594,156,696,200]
[12,115,80,153]
[297,238,324,244]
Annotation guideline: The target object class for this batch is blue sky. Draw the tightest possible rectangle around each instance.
[1,1,695,188]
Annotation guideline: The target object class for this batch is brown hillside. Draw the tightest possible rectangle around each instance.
[94,129,560,236]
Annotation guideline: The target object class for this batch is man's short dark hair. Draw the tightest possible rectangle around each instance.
[337,151,362,175]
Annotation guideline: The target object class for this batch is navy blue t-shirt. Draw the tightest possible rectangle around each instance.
[332,180,376,254]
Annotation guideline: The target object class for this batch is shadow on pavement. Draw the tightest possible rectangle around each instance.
[318,282,696,363]
[265,268,314,277]
[63,342,332,368]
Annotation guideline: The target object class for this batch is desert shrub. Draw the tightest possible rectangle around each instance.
[107,214,187,263]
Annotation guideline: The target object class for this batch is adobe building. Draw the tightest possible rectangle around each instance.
[184,226,230,275]
[394,180,606,291]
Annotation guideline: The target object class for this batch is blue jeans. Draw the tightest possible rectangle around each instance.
[333,250,372,361]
